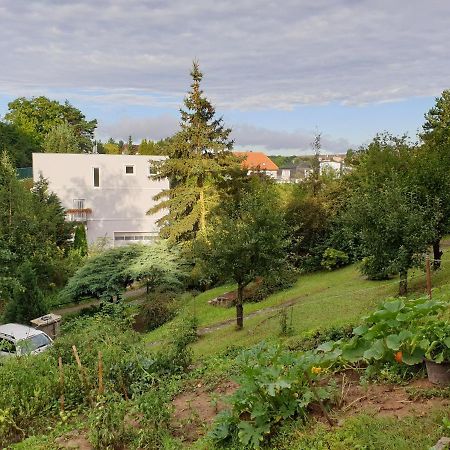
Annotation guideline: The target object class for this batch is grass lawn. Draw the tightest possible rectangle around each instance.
[145,242,450,359]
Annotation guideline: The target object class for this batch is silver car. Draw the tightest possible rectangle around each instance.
[0,324,53,357]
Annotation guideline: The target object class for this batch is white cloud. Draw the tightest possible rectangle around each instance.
[0,0,449,109]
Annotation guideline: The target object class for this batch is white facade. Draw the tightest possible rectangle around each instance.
[319,160,342,175]
[32,153,168,246]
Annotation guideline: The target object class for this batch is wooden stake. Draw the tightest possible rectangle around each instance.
[426,255,432,299]
[98,351,104,395]
[72,345,88,388]
[58,356,64,412]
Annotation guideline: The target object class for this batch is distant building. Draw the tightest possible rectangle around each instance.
[319,154,346,176]
[32,153,168,247]
[234,151,279,178]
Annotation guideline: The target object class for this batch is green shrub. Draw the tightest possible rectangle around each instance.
[88,393,131,450]
[209,342,336,449]
[249,269,298,303]
[321,247,349,271]
[133,293,177,332]
[0,353,58,446]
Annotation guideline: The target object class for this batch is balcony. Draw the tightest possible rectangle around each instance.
[65,208,92,222]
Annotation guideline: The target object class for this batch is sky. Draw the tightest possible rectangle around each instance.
[1,0,449,155]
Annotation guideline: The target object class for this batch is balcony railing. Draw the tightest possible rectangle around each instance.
[65,208,92,222]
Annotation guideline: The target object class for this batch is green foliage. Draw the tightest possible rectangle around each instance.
[344,176,438,291]
[4,260,47,324]
[124,240,185,293]
[270,412,449,450]
[73,224,88,257]
[340,134,441,291]
[0,353,59,447]
[61,241,184,303]
[210,342,336,449]
[139,137,172,155]
[0,121,38,167]
[0,154,74,308]
[43,122,80,153]
[204,180,288,327]
[60,245,141,302]
[88,393,130,450]
[317,296,449,367]
[321,248,349,271]
[148,61,240,245]
[5,96,97,153]
[133,293,177,332]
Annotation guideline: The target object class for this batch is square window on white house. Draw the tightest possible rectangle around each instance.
[125,165,134,174]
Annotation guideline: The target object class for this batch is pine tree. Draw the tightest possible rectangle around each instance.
[4,260,47,324]
[148,62,239,245]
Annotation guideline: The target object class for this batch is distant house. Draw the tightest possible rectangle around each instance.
[32,153,168,247]
[234,151,279,178]
[319,154,346,176]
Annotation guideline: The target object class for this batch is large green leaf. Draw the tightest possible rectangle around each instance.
[402,348,424,365]
[386,334,401,351]
[383,299,405,313]
[363,339,385,360]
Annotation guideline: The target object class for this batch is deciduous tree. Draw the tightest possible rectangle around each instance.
[204,181,288,329]
[43,122,80,153]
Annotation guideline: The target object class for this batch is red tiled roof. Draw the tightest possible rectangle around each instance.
[234,151,279,171]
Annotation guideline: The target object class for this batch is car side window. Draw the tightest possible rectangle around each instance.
[0,338,15,353]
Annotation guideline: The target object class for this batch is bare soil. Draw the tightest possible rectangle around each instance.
[170,373,450,443]
[55,431,92,449]
[171,380,239,443]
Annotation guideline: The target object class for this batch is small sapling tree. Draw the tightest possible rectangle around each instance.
[204,181,287,329]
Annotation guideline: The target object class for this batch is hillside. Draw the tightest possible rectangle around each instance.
[146,240,450,358]
[6,242,450,450]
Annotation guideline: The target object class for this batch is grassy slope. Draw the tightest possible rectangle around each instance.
[146,242,450,359]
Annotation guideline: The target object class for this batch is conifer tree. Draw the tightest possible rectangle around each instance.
[149,62,239,244]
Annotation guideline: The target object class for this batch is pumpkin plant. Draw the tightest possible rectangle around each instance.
[209,343,336,449]
[317,296,448,365]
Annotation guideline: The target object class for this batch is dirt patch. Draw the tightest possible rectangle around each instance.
[335,375,450,420]
[171,380,239,443]
[170,373,449,442]
[55,431,92,449]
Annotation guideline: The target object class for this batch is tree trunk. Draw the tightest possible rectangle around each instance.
[236,284,244,330]
[432,239,443,270]
[199,188,206,235]
[399,270,408,296]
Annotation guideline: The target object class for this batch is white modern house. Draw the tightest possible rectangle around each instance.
[32,153,168,246]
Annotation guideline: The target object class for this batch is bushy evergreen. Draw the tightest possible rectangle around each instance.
[148,61,241,245]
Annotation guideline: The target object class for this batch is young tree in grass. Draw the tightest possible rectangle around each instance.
[344,177,438,295]
[149,61,240,245]
[204,181,288,329]
[418,90,450,268]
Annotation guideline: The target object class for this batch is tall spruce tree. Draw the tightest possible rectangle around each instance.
[149,62,239,245]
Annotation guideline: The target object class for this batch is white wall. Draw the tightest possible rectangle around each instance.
[319,160,342,175]
[32,153,168,245]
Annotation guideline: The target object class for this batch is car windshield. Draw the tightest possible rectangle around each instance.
[17,334,51,354]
